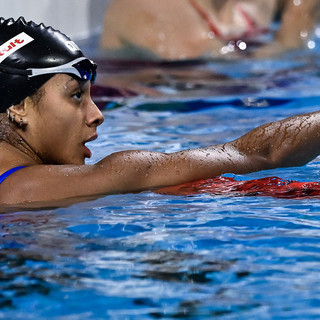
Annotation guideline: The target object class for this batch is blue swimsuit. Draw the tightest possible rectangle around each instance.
[0,166,26,184]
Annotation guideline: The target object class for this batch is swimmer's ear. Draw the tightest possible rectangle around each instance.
[8,98,31,126]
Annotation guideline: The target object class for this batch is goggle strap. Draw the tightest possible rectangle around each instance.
[27,57,86,78]
[0,57,96,83]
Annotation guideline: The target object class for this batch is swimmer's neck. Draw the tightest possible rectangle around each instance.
[0,114,42,166]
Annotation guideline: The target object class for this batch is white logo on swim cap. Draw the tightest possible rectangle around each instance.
[66,41,80,52]
[0,32,34,63]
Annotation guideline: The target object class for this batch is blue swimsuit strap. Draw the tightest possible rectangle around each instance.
[0,166,26,184]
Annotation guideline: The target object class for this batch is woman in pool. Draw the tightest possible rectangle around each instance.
[1,16,320,207]
[101,0,319,60]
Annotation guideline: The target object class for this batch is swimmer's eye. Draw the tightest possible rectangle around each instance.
[72,90,83,101]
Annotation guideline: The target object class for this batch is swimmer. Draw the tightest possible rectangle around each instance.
[1,17,320,208]
[100,0,320,60]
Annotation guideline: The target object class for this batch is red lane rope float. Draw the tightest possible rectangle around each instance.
[156,176,320,199]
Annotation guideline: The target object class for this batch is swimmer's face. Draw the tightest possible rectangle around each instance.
[25,74,104,165]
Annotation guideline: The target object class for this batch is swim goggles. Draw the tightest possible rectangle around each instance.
[0,57,97,83]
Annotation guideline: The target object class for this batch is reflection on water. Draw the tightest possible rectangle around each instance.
[2,190,320,318]
[92,50,320,111]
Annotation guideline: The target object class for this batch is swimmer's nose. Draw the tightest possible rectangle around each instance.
[86,100,104,127]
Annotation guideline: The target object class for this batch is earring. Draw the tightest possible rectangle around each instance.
[11,114,15,122]
[19,118,23,127]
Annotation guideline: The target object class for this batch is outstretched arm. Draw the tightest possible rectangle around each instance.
[2,110,320,205]
[232,110,320,168]
[98,110,320,193]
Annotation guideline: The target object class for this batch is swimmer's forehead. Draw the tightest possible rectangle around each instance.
[48,74,90,89]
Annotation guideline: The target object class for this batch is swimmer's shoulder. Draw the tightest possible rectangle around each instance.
[0,164,100,207]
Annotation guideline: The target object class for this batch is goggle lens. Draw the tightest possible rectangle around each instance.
[73,59,97,84]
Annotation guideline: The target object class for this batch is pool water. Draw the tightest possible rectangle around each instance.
[2,45,320,319]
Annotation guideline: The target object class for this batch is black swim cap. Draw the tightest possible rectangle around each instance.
[0,17,97,112]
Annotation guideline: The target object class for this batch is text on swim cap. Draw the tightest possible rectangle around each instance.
[0,32,34,63]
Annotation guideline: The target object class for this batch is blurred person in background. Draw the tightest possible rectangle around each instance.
[100,0,320,61]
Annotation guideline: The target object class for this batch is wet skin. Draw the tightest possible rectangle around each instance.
[1,74,320,208]
[17,75,104,165]
[0,75,104,168]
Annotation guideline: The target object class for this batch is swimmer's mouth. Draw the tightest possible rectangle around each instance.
[84,134,98,144]
[83,134,98,158]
